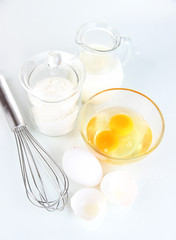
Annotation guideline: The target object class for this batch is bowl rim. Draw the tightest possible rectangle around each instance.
[79,88,165,162]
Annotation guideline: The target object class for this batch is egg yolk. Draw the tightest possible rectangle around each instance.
[95,130,119,153]
[109,114,134,136]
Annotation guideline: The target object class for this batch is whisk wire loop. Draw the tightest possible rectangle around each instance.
[13,126,69,211]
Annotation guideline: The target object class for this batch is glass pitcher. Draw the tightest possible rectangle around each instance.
[75,22,132,102]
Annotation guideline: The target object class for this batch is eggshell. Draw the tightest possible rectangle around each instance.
[62,147,103,186]
[71,188,107,221]
[100,171,138,206]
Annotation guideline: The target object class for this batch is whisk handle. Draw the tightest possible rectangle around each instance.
[0,75,25,130]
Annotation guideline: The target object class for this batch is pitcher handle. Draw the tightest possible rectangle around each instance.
[120,36,132,66]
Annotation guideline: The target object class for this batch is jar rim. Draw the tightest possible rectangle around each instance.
[20,51,85,103]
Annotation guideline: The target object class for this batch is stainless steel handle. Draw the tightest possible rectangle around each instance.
[0,75,24,130]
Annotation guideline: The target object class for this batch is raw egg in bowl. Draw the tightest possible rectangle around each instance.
[79,88,165,164]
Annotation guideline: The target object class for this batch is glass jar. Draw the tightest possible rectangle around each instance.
[20,51,85,136]
[75,22,132,102]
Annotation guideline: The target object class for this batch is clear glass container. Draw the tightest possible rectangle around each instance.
[20,50,85,136]
[75,22,132,102]
[79,88,165,164]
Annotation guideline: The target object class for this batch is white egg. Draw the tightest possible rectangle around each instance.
[100,171,138,206]
[71,188,107,221]
[62,147,103,186]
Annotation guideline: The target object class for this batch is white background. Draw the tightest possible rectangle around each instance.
[0,0,176,239]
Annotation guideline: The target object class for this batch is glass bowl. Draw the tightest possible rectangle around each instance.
[79,88,165,164]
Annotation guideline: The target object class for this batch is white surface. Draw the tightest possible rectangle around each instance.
[0,0,175,239]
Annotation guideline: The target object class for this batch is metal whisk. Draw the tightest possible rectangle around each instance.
[0,75,69,211]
